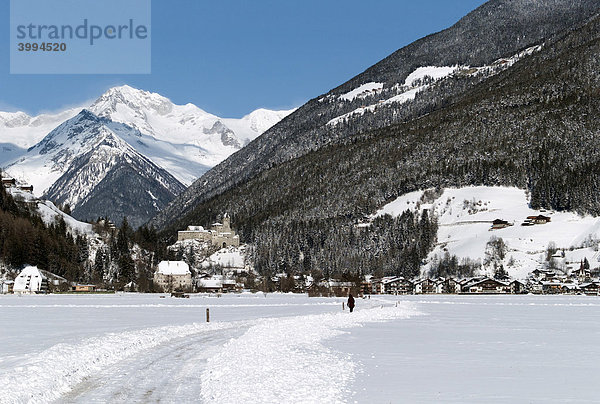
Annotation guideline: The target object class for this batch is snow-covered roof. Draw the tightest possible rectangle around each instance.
[157,261,190,275]
[187,225,205,232]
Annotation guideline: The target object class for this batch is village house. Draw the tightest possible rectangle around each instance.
[197,277,224,293]
[1,178,16,187]
[508,279,527,294]
[395,278,415,294]
[18,185,33,193]
[463,278,509,294]
[561,283,580,295]
[413,278,437,294]
[177,213,240,247]
[13,266,48,294]
[154,261,192,292]
[195,274,240,293]
[369,278,384,294]
[361,276,373,295]
[491,219,511,230]
[435,277,461,294]
[72,284,96,292]
[381,277,413,295]
[530,268,557,281]
[579,282,600,296]
[540,280,564,294]
[325,279,355,296]
[526,215,552,225]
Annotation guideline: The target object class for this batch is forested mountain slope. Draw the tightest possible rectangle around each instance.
[149,0,600,230]
[155,9,600,277]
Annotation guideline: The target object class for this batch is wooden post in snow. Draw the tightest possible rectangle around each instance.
[206,308,210,323]
[342,301,345,310]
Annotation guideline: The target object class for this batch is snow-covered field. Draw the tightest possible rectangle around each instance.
[1,293,599,403]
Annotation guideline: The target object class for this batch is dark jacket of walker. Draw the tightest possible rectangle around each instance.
[348,294,355,312]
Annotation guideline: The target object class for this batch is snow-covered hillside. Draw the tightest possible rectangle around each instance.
[201,245,248,271]
[7,187,94,236]
[327,46,542,127]
[375,186,600,279]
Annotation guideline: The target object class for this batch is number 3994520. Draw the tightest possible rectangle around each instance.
[17,43,67,52]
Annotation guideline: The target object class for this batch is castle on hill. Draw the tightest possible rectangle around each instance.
[177,213,240,247]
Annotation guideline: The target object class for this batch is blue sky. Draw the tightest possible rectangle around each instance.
[1,0,487,117]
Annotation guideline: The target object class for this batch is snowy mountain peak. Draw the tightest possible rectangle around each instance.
[90,85,176,119]
[242,108,296,134]
[0,111,31,128]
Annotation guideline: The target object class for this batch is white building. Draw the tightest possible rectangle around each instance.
[13,266,47,294]
[154,261,192,292]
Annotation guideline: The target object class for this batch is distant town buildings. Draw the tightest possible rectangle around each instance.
[491,214,552,230]
[177,213,240,247]
[71,284,96,292]
[195,274,240,293]
[522,215,551,226]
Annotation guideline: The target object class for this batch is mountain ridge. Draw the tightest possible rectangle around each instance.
[0,85,294,184]
[147,0,600,278]
[148,0,600,230]
[5,109,185,227]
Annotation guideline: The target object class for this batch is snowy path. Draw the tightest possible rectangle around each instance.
[62,325,247,403]
[200,303,421,403]
[0,321,251,404]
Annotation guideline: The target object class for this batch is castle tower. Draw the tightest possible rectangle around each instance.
[223,213,231,231]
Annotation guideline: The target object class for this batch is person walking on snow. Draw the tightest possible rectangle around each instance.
[347,294,355,313]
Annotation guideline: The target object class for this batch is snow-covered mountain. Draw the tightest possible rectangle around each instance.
[1,85,294,185]
[5,110,185,227]
[0,107,84,166]
[87,85,295,183]
[0,107,83,150]
[0,85,293,226]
